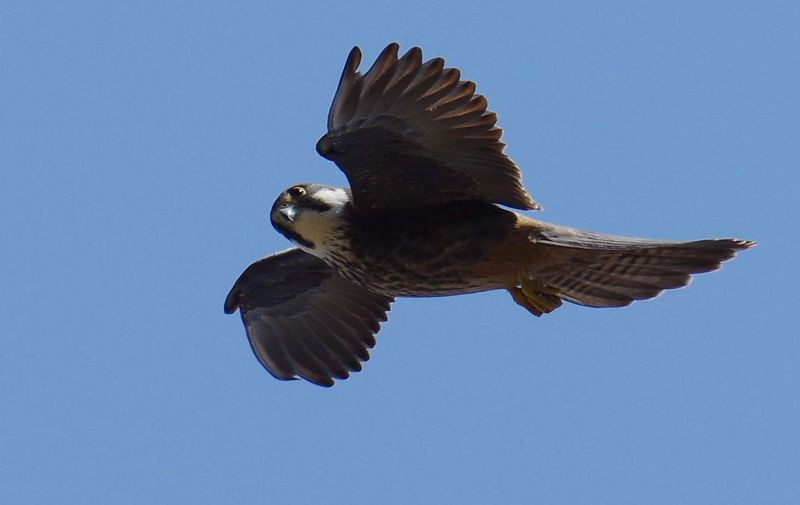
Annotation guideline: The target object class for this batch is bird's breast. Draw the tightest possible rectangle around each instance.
[319,203,523,297]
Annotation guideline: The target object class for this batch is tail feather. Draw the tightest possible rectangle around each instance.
[529,227,755,308]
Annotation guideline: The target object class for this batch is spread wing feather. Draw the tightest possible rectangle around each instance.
[224,248,393,386]
[317,43,539,213]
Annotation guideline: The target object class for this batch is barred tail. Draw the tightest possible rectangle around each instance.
[526,227,755,309]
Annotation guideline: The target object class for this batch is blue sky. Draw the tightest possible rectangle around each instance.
[2,1,798,503]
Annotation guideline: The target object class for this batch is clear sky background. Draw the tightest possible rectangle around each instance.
[2,1,798,504]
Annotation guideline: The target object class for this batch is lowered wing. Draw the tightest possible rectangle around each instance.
[225,248,393,386]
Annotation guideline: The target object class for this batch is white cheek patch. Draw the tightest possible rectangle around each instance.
[282,187,350,260]
[293,213,330,242]
[292,208,342,255]
[313,187,350,210]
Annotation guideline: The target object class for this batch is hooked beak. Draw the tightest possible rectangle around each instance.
[279,204,296,222]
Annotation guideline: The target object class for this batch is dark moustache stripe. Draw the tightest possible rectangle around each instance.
[272,221,315,249]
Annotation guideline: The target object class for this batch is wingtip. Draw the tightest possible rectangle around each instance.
[382,42,400,55]
[403,45,423,63]
[346,46,362,71]
[302,374,335,387]
[223,288,239,314]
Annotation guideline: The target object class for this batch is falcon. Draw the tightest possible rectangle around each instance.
[225,43,754,386]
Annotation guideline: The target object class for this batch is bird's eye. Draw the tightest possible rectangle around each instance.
[288,186,306,198]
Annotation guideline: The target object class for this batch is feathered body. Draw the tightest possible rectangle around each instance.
[272,187,750,305]
[225,44,754,386]
[284,197,518,296]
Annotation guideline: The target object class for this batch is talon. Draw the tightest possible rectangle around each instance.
[510,277,563,316]
[521,277,561,296]
[509,286,544,317]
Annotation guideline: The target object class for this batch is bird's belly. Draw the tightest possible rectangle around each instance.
[341,257,500,297]
[322,205,521,297]
[327,248,502,297]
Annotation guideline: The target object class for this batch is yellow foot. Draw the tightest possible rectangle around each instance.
[508,278,563,317]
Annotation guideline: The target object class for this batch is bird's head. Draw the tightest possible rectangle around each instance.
[270,183,352,254]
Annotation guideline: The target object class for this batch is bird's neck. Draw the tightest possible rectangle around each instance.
[291,210,350,259]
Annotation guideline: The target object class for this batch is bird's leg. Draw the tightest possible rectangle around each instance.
[508,278,563,317]
[509,286,544,317]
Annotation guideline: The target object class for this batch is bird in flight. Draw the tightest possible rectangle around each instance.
[225,43,754,387]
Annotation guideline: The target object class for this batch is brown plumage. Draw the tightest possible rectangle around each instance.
[317,43,539,212]
[225,44,755,386]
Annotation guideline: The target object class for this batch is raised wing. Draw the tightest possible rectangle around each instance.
[224,248,393,386]
[316,43,539,213]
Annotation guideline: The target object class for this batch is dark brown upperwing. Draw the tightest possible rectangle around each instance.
[225,248,393,387]
[316,43,539,213]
